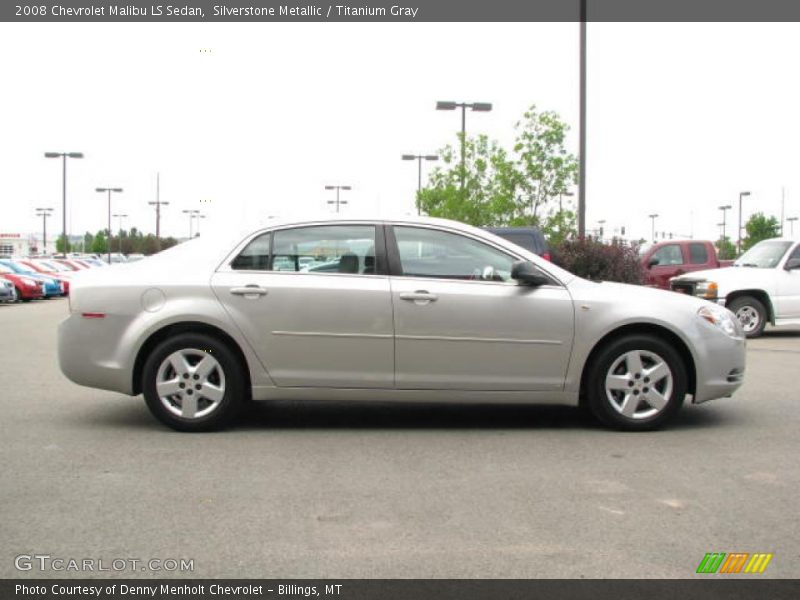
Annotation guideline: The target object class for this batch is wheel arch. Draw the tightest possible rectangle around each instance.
[579,323,697,404]
[725,289,774,324]
[132,321,252,398]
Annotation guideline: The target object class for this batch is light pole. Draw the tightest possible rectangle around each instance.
[325,185,351,213]
[95,187,123,264]
[648,213,659,243]
[402,154,438,214]
[148,172,169,249]
[738,191,750,255]
[182,209,199,238]
[112,213,128,254]
[578,0,587,238]
[436,101,492,195]
[787,217,798,236]
[44,151,83,254]
[35,208,53,255]
[194,213,206,237]
[718,204,732,241]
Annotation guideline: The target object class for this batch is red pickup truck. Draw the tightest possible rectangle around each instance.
[639,240,733,289]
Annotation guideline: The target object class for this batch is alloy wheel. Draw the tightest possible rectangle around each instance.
[155,349,226,419]
[604,350,674,420]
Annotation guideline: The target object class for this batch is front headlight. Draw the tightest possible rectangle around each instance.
[698,305,742,338]
[695,280,718,299]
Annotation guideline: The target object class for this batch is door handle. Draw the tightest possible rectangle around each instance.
[230,285,268,297]
[399,291,438,304]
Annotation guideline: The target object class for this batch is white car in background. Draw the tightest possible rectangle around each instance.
[671,238,800,337]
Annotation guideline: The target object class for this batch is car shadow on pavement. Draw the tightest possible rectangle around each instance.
[761,328,800,338]
[79,397,740,433]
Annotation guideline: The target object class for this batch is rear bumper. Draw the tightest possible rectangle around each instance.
[58,313,133,394]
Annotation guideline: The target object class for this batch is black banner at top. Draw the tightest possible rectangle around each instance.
[4,0,800,22]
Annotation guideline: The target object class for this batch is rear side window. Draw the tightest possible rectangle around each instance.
[271,225,377,274]
[688,243,709,265]
[231,233,271,271]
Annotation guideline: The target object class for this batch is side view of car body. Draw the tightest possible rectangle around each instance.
[59,216,746,432]
[671,237,800,337]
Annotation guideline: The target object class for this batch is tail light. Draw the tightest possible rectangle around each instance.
[542,252,552,262]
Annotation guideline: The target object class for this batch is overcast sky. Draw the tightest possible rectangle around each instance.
[1,22,798,243]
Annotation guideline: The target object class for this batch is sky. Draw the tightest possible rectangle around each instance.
[1,22,799,244]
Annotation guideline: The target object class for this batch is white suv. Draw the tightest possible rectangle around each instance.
[671,238,800,337]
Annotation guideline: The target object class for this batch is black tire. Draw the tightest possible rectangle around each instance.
[727,295,767,338]
[586,334,687,431]
[142,332,245,432]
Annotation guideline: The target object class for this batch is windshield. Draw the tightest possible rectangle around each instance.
[734,240,792,268]
[0,265,12,274]
[0,260,33,274]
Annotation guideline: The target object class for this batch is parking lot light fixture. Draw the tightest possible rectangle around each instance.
[648,213,659,243]
[96,187,123,264]
[112,213,128,254]
[436,100,493,196]
[325,185,351,213]
[182,209,200,239]
[402,154,439,214]
[44,151,83,254]
[738,191,751,255]
[35,208,54,255]
[718,204,732,241]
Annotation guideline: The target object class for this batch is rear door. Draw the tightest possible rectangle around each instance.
[211,223,395,388]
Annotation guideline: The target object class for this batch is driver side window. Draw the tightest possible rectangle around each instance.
[394,226,515,282]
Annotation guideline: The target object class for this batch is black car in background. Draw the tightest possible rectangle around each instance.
[483,227,551,261]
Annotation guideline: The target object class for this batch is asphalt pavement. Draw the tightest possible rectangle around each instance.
[1,298,798,578]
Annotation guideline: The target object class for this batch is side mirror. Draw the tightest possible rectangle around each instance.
[785,258,800,270]
[648,257,660,268]
[511,260,550,286]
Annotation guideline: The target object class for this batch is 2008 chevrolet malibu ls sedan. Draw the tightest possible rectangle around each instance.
[58,216,746,432]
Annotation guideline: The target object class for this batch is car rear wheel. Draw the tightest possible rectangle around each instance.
[586,334,687,431]
[142,333,245,432]
[727,296,767,338]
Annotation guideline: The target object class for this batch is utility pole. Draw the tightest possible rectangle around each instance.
[148,173,169,249]
[578,0,587,238]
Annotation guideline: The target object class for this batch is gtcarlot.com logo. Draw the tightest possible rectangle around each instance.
[14,554,194,573]
[696,552,773,574]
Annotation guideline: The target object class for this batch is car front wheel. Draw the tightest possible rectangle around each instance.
[586,334,687,431]
[142,333,245,432]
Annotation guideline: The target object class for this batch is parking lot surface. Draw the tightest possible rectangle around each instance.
[1,299,798,578]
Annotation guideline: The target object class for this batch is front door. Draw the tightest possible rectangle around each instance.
[388,225,574,391]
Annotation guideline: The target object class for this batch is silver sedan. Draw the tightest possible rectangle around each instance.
[58,216,746,432]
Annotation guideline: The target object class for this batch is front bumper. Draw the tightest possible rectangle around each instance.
[691,326,746,404]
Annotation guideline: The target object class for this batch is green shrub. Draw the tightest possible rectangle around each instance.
[552,238,644,284]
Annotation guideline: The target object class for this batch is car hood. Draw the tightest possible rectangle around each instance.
[568,277,709,313]
[671,265,777,288]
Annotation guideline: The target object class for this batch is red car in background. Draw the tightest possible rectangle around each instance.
[53,258,88,271]
[0,263,45,301]
[17,259,73,295]
[639,240,734,290]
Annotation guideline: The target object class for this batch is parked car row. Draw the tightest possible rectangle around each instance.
[0,256,107,302]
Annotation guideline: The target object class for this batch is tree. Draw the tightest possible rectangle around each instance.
[715,236,736,260]
[91,230,108,254]
[742,213,780,252]
[418,104,578,229]
[56,235,69,253]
